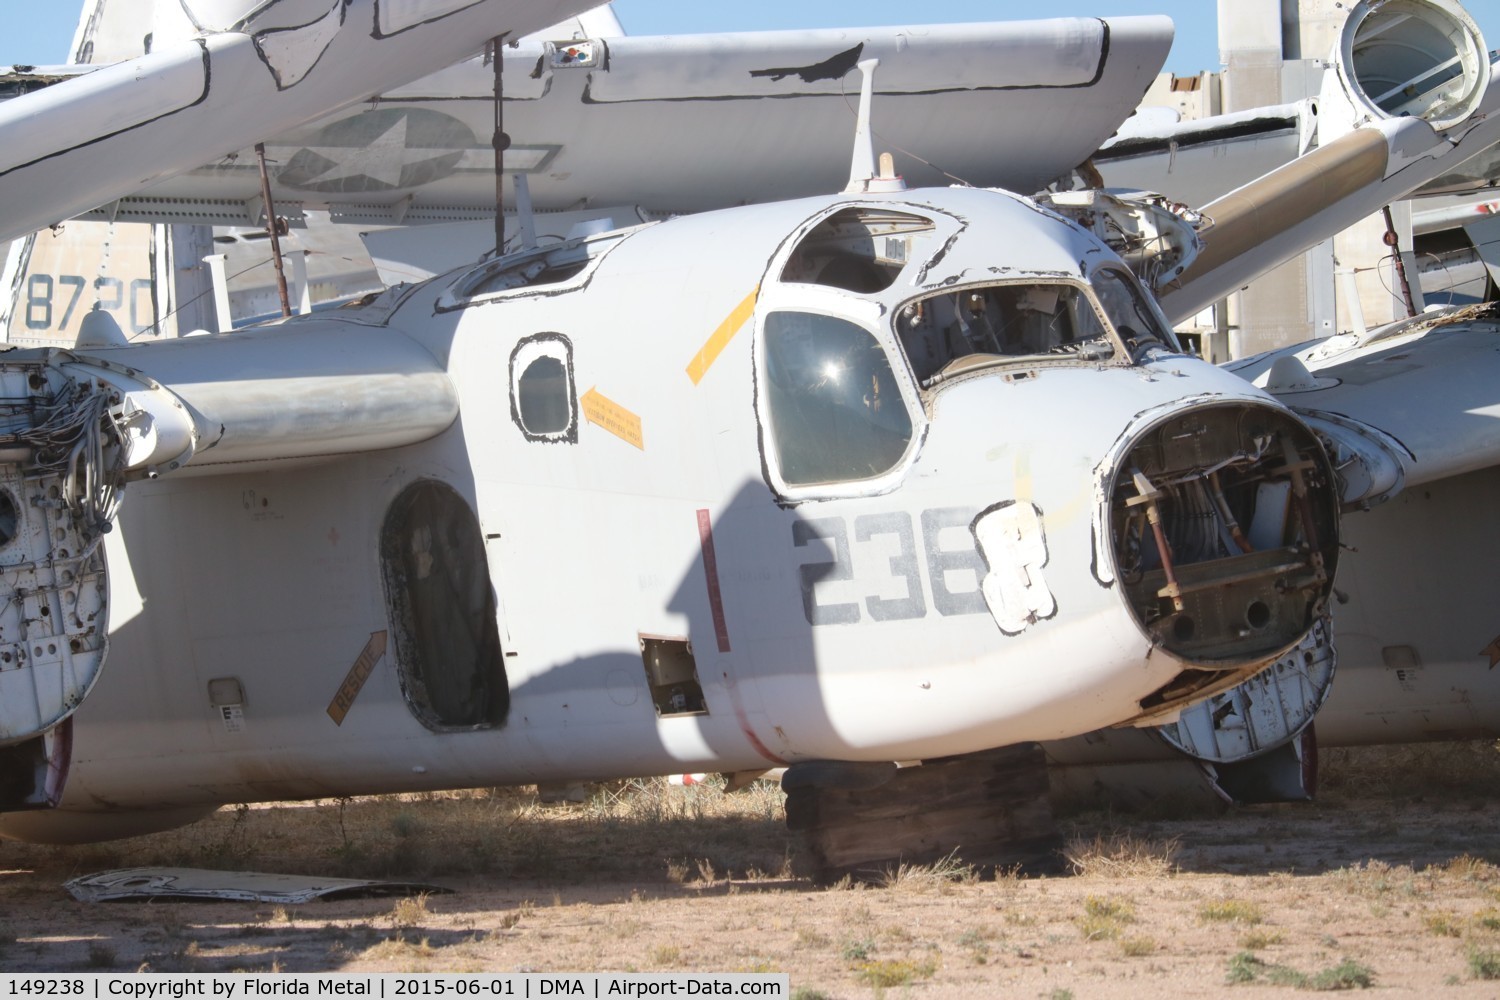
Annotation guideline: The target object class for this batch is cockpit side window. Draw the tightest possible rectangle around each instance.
[895,282,1116,385]
[437,224,652,312]
[509,333,577,443]
[763,311,914,487]
[780,209,935,294]
[1091,267,1178,353]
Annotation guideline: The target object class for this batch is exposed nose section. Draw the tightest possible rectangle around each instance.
[1105,403,1339,668]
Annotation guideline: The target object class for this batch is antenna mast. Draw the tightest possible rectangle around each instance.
[844,59,905,194]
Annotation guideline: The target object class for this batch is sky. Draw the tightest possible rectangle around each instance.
[1,1,1496,77]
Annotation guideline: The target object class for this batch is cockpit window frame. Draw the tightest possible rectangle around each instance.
[753,288,927,503]
[749,201,961,503]
[1088,264,1184,357]
[435,222,656,313]
[892,276,1133,392]
[509,332,578,444]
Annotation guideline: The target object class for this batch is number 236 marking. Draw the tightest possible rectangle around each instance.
[793,508,988,626]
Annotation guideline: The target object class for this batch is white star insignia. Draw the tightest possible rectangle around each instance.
[287,116,457,188]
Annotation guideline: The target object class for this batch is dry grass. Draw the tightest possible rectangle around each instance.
[1,741,1497,993]
[1329,860,1418,898]
[388,894,431,931]
[1239,928,1285,949]
[1320,741,1500,802]
[1078,895,1136,941]
[852,957,938,988]
[649,943,682,967]
[875,851,979,890]
[954,928,992,964]
[1470,947,1500,980]
[1441,854,1500,882]
[9,778,792,887]
[1425,911,1465,938]
[1228,952,1376,990]
[1199,899,1265,925]
[1063,830,1179,877]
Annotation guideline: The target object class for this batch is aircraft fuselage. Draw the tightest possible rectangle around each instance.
[0,188,1341,841]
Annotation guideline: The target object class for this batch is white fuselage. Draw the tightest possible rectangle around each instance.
[0,188,1338,838]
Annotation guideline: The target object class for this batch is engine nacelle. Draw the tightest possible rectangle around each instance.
[1333,0,1491,132]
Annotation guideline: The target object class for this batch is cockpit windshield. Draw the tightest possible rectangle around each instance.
[895,281,1115,385]
[1091,267,1177,353]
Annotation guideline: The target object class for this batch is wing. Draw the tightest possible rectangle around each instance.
[0,0,602,246]
[1226,304,1500,501]
[2,17,1174,229]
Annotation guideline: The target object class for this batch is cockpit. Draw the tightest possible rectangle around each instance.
[757,202,1182,494]
[896,267,1176,385]
[897,281,1113,381]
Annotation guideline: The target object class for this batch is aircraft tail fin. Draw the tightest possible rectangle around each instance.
[69,0,160,65]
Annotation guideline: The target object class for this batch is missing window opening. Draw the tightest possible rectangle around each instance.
[640,634,707,717]
[781,208,934,294]
[380,480,509,732]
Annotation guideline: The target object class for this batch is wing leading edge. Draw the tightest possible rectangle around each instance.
[2,17,1174,229]
[0,0,602,246]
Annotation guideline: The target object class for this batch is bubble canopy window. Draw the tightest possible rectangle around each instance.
[762,311,915,488]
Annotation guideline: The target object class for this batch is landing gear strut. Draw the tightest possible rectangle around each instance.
[782,743,1061,883]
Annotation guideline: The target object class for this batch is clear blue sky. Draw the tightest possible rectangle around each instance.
[2,1,1497,77]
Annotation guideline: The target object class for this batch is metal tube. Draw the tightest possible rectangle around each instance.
[514,172,537,251]
[1382,205,1417,318]
[1208,470,1253,553]
[254,142,291,319]
[1144,501,1186,613]
[1279,439,1327,583]
[492,37,508,257]
[1128,470,1185,612]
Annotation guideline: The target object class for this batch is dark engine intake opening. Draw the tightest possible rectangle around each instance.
[1110,405,1339,667]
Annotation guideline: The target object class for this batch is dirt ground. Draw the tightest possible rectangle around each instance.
[2,743,1498,997]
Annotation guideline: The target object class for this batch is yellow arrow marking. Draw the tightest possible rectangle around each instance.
[1482,636,1500,670]
[581,387,644,450]
[327,630,388,726]
[686,286,759,386]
